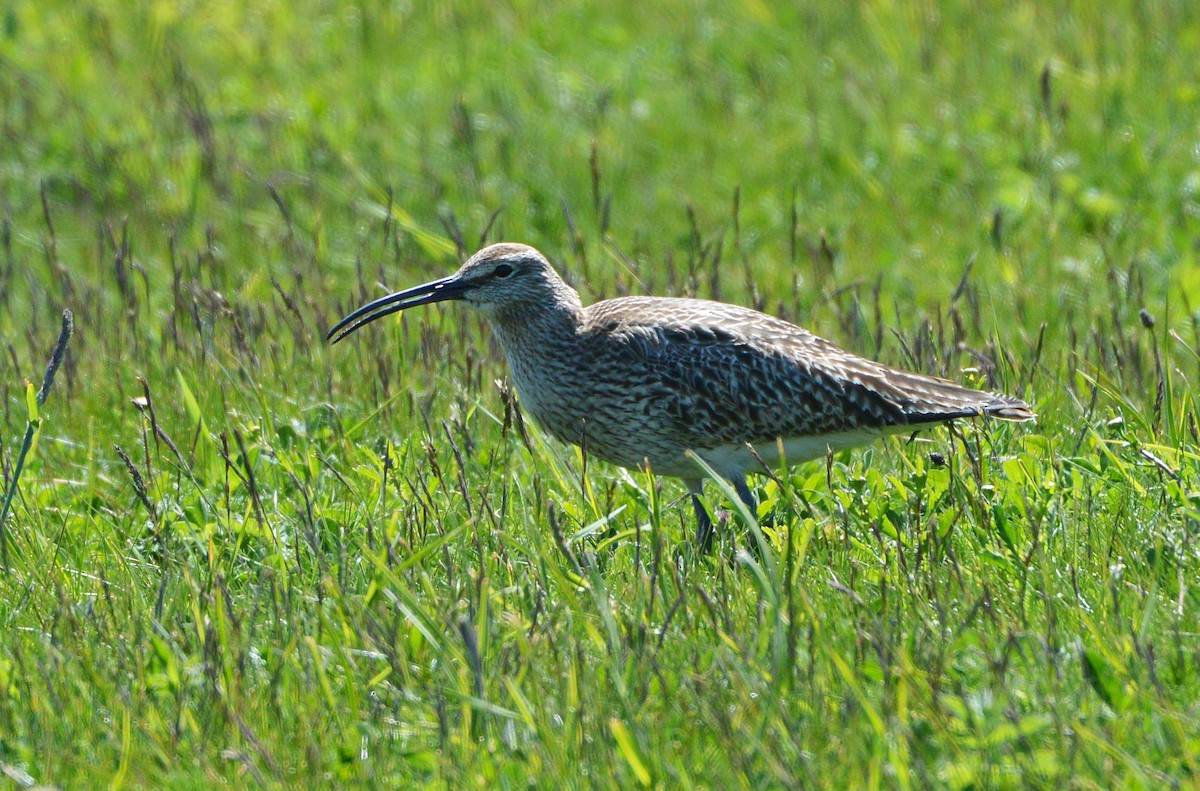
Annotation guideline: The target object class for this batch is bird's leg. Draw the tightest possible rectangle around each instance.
[733,477,775,529]
[733,477,758,519]
[733,476,778,563]
[692,494,715,553]
[686,479,715,553]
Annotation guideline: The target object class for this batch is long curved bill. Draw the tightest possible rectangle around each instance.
[327,275,468,344]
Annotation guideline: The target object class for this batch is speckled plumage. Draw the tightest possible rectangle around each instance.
[329,243,1034,547]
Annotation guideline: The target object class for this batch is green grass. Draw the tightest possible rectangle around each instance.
[2,0,1200,787]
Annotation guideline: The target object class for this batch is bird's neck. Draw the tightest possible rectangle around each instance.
[490,288,584,350]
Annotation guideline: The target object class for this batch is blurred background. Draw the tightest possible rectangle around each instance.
[6,1,1198,346]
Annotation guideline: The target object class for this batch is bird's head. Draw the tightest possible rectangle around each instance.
[327,243,577,343]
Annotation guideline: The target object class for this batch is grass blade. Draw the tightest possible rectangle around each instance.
[1,309,73,569]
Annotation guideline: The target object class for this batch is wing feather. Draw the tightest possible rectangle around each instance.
[582,296,1032,447]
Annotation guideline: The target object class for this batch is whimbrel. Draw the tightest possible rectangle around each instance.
[329,243,1033,549]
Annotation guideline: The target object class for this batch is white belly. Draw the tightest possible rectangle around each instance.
[694,428,890,480]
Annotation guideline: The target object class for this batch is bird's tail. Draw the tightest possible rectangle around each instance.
[878,368,1036,425]
[982,398,1036,421]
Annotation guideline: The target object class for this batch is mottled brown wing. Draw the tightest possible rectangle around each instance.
[584,297,1031,447]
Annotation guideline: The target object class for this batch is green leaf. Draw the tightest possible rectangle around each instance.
[1082,647,1129,710]
[176,369,204,430]
[24,380,37,424]
[609,718,652,787]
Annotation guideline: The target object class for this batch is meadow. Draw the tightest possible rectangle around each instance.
[2,0,1200,787]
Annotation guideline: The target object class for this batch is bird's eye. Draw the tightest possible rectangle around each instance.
[494,264,514,279]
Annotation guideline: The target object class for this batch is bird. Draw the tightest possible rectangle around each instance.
[328,243,1034,550]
